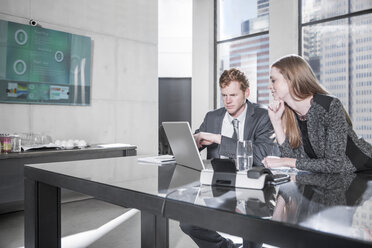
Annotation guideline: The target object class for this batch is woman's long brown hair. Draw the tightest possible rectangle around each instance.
[272,55,329,148]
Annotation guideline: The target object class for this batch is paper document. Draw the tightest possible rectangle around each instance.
[270,167,299,174]
[97,143,135,148]
[137,155,175,164]
[22,144,62,151]
[265,156,299,174]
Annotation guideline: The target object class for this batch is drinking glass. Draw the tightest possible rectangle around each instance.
[270,143,281,157]
[236,140,253,171]
[34,135,42,145]
[41,135,53,145]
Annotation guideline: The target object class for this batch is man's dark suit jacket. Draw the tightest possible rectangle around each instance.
[195,100,275,166]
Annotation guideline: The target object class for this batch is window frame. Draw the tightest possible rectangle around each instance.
[299,0,372,142]
[299,1,372,54]
[214,0,269,108]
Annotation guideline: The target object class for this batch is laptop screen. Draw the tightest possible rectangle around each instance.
[162,122,205,171]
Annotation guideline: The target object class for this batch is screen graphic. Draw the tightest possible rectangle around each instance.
[0,20,91,105]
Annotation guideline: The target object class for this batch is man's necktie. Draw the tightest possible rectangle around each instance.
[232,119,239,140]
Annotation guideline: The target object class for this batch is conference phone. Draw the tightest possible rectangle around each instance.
[199,158,290,189]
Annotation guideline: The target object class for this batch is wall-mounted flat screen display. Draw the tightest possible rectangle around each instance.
[0,19,91,105]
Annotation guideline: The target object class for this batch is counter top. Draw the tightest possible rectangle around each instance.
[0,144,137,160]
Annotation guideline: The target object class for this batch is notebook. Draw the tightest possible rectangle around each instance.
[162,121,205,171]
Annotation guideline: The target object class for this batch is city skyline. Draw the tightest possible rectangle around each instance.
[302,0,372,143]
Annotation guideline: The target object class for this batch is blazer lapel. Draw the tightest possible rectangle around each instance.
[243,100,255,140]
[306,107,323,157]
[216,109,226,134]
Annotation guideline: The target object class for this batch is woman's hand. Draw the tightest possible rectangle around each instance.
[268,100,286,145]
[268,99,285,125]
[261,156,296,169]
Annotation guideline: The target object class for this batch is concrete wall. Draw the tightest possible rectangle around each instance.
[269,0,299,102]
[191,0,214,130]
[269,0,299,64]
[0,0,158,154]
[158,0,192,78]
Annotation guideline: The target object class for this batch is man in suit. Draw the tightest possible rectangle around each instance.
[194,68,274,166]
[180,68,275,248]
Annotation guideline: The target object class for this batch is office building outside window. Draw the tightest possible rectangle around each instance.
[301,0,372,143]
[216,0,269,107]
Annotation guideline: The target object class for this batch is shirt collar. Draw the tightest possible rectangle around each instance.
[227,102,247,124]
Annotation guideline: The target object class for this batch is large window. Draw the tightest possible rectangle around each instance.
[216,0,270,106]
[301,0,372,143]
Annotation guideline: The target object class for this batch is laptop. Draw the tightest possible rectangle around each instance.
[162,122,205,171]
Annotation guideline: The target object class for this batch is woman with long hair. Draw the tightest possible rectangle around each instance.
[262,54,372,173]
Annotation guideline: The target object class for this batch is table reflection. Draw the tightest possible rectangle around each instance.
[158,163,201,196]
[273,173,372,242]
[197,185,276,218]
[167,182,276,217]
[165,169,372,244]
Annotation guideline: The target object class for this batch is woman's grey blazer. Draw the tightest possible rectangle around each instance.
[280,94,372,173]
[195,100,275,166]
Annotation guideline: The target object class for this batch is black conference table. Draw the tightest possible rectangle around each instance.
[24,156,372,248]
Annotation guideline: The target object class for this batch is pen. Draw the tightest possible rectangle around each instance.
[160,159,175,162]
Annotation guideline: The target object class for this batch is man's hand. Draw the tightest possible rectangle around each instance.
[193,132,221,148]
